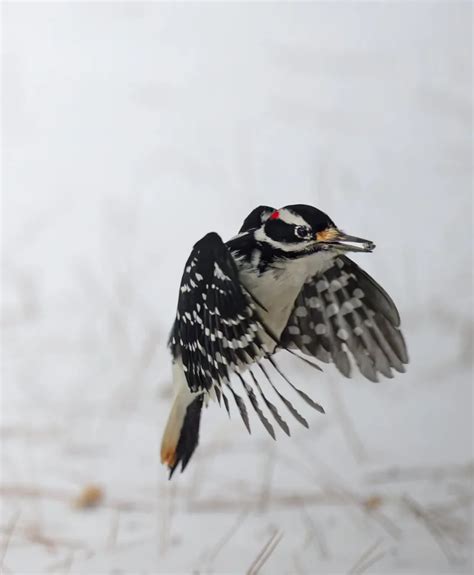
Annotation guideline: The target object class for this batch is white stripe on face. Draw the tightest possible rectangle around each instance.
[276,208,309,227]
[254,227,313,252]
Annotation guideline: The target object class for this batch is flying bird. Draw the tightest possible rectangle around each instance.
[161,204,408,476]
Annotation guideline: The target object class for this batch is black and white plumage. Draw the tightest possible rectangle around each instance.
[161,204,408,476]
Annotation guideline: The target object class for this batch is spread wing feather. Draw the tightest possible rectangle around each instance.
[281,256,408,381]
[249,369,291,436]
[257,363,310,429]
[170,232,322,443]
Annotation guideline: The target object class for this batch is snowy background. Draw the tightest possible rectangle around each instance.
[1,2,472,574]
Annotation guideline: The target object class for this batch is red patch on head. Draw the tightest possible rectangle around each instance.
[269,210,280,220]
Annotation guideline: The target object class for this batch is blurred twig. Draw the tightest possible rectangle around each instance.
[289,445,402,540]
[1,264,39,327]
[328,377,368,463]
[429,493,474,516]
[300,505,330,559]
[246,529,283,575]
[159,482,177,557]
[0,510,20,570]
[106,510,121,549]
[188,490,345,512]
[403,495,464,564]
[0,484,156,513]
[348,538,385,574]
[258,444,276,512]
[201,508,250,569]
[12,523,87,553]
[367,461,474,484]
[47,551,75,574]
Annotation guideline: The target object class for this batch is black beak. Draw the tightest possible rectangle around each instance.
[320,230,375,253]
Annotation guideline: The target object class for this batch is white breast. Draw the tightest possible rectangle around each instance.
[238,251,335,353]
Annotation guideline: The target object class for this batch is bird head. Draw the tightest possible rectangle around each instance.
[240,204,375,257]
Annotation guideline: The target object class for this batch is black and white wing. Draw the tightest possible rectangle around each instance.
[169,232,322,439]
[280,256,408,382]
[169,233,268,392]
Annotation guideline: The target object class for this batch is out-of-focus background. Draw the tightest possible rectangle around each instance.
[2,2,472,574]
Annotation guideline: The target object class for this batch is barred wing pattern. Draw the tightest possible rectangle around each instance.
[281,256,408,382]
[169,232,322,443]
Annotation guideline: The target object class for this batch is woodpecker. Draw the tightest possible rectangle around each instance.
[161,204,408,477]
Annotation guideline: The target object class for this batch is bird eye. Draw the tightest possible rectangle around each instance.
[295,225,311,239]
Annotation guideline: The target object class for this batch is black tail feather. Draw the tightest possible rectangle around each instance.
[169,394,204,479]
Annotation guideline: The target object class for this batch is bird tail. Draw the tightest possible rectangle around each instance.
[160,386,204,478]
